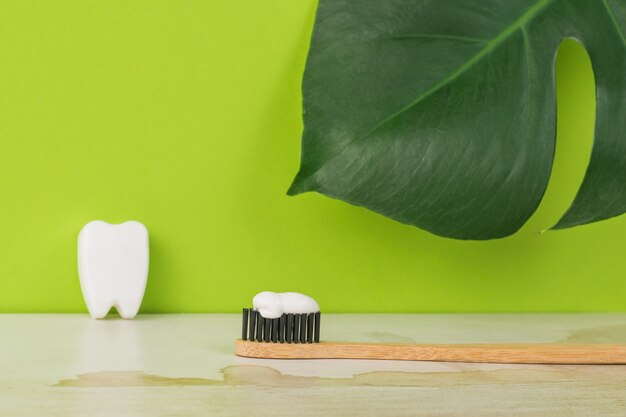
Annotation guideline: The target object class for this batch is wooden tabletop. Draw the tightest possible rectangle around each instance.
[1,313,626,416]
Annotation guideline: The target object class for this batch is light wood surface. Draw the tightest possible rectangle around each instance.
[3,314,626,416]
[236,339,626,364]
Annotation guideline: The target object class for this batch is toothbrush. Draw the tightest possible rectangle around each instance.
[235,292,626,364]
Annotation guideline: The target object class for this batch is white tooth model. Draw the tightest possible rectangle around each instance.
[252,291,319,319]
[78,220,149,319]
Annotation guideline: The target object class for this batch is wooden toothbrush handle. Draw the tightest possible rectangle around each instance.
[235,339,626,364]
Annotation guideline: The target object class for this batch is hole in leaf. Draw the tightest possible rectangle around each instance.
[522,38,596,235]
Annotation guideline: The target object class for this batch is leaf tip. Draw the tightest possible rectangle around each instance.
[286,176,309,197]
[286,182,301,196]
[287,168,319,196]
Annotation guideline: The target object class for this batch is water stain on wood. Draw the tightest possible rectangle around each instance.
[55,364,626,389]
[562,325,626,344]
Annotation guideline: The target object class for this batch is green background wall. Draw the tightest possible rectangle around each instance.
[1,1,624,314]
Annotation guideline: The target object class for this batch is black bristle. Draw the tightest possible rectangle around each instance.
[272,318,279,342]
[244,307,321,344]
[307,313,314,343]
[242,308,249,340]
[293,314,300,344]
[264,316,271,342]
[299,314,306,343]
[257,315,264,342]
[279,314,286,343]
[314,312,321,343]
[248,309,257,341]
[286,314,293,343]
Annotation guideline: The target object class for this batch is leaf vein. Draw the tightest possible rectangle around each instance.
[292,0,557,191]
[603,0,626,47]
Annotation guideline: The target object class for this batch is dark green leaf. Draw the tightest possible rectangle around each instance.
[288,0,626,240]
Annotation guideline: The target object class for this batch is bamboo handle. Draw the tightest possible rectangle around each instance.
[235,339,626,364]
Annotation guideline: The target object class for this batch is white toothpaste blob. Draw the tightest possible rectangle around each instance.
[252,291,319,319]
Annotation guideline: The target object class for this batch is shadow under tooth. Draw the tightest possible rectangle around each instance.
[307,313,314,343]
[248,309,257,341]
[242,308,249,340]
[293,314,300,344]
[299,314,306,343]
[264,316,271,342]
[314,312,321,343]
[272,318,279,343]
[257,315,264,342]
[279,314,286,343]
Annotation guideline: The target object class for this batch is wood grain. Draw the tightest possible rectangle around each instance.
[235,339,626,364]
[5,314,626,416]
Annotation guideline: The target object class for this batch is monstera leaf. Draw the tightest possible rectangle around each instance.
[287,0,626,240]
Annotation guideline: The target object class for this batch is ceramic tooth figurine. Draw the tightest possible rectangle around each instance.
[78,220,149,319]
